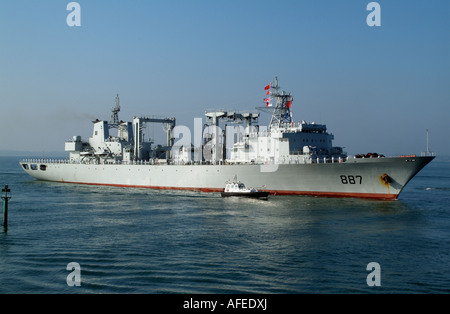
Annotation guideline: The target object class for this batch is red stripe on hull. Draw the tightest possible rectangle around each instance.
[59,181,398,200]
[268,190,398,200]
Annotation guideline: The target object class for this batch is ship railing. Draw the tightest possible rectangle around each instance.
[282,156,348,165]
[20,156,350,166]
[420,151,436,157]
[20,158,72,164]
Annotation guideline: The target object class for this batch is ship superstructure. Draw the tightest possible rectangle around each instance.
[20,78,434,199]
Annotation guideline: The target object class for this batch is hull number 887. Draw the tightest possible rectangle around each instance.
[340,175,363,184]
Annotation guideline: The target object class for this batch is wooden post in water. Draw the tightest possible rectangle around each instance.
[1,185,11,231]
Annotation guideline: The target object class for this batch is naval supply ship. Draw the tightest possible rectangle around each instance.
[20,78,434,199]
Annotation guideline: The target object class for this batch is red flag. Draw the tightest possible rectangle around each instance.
[264,83,271,90]
[266,90,270,95]
[264,98,272,107]
[287,100,292,108]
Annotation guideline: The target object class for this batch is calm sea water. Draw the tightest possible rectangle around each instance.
[0,155,449,294]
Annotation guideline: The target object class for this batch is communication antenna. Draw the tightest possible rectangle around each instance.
[422,129,435,157]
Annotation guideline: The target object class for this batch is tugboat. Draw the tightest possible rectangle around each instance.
[221,177,270,199]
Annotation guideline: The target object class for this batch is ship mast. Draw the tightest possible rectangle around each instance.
[258,77,294,129]
[110,94,121,128]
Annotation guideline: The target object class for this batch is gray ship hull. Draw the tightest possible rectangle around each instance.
[20,156,434,200]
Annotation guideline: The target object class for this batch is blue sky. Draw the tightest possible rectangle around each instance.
[0,0,449,156]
